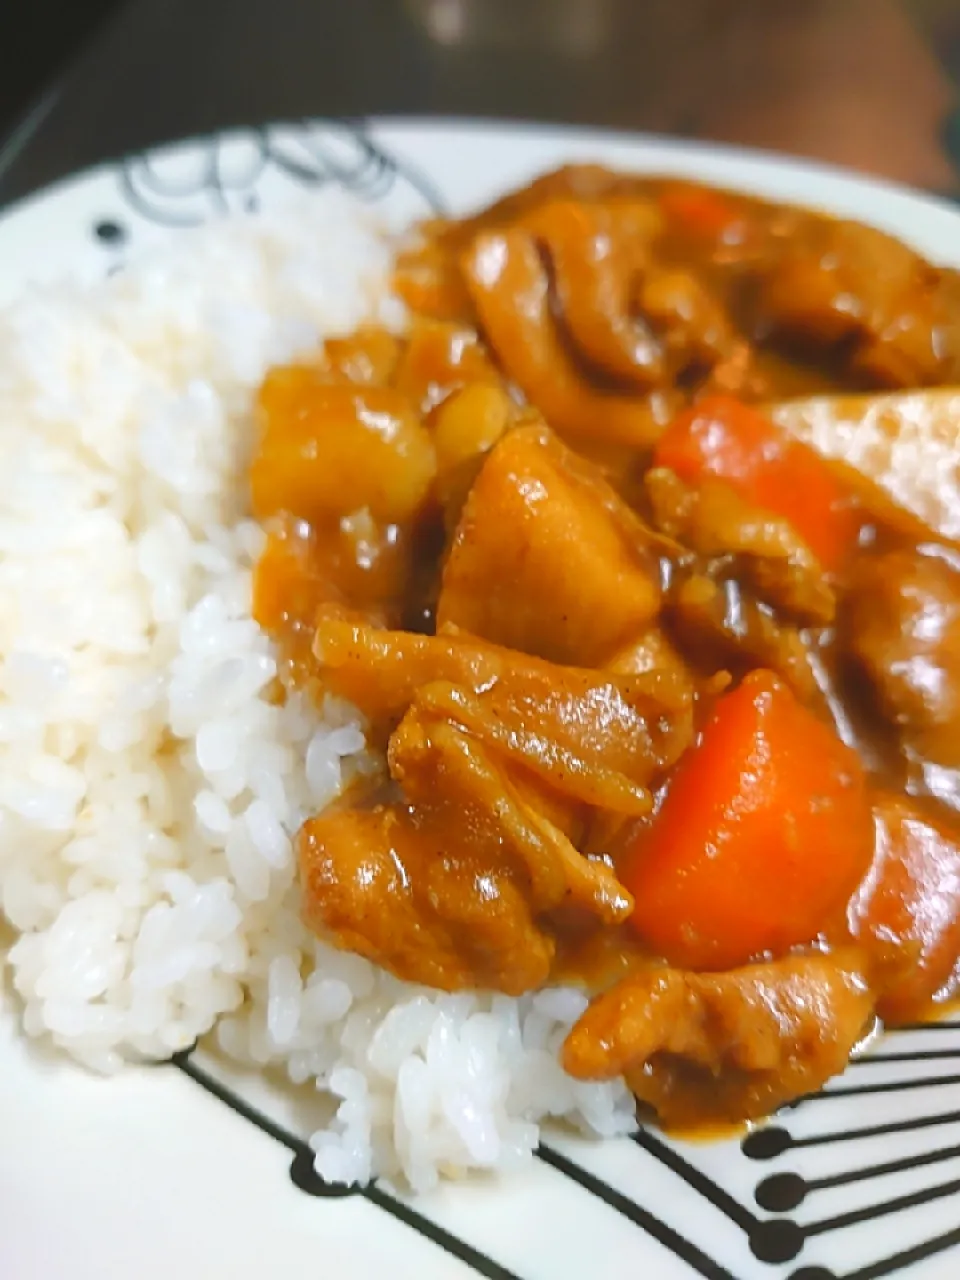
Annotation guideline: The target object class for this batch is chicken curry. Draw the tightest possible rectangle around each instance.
[249,167,960,1132]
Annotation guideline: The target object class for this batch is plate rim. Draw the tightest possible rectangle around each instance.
[2,112,960,231]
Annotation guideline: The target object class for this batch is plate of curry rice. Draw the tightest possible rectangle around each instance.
[5,119,960,1280]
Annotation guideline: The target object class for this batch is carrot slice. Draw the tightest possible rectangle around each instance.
[624,670,873,970]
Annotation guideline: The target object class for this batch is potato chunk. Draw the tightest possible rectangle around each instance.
[252,368,436,525]
[438,426,663,665]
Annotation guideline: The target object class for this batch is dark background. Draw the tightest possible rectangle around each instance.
[3,1,960,144]
[0,0,124,138]
[4,0,960,205]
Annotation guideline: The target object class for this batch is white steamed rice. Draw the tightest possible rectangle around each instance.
[0,190,635,1191]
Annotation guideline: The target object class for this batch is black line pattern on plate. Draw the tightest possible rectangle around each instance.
[171,1051,520,1280]
[527,1024,960,1275]
[163,923,960,1278]
[535,1141,740,1280]
[740,1026,960,1277]
[634,1128,759,1232]
[789,1071,960,1101]
[109,119,444,237]
[172,1051,353,1199]
[744,1109,960,1159]
[756,1140,960,1211]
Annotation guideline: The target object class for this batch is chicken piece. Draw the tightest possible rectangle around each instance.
[393,237,474,323]
[435,164,655,248]
[410,679,660,816]
[758,220,960,388]
[634,265,749,390]
[313,613,495,724]
[841,549,960,793]
[665,574,823,706]
[562,953,873,1125]
[646,466,836,626]
[390,704,632,923]
[852,790,960,1024]
[299,805,554,995]
[312,616,694,795]
[520,199,664,387]
[253,370,436,526]
[300,691,636,994]
[437,426,667,666]
[461,229,668,446]
[394,164,666,325]
[605,625,698,684]
[579,629,713,867]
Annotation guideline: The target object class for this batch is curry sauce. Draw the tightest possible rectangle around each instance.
[249,167,960,1131]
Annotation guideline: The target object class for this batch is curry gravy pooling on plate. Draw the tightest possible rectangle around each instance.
[251,167,960,1133]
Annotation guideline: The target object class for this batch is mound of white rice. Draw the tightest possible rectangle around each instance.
[0,191,634,1190]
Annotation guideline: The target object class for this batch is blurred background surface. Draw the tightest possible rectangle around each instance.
[2,0,960,204]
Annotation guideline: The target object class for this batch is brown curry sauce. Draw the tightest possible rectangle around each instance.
[249,168,960,1131]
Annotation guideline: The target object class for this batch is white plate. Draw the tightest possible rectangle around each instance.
[3,119,960,1280]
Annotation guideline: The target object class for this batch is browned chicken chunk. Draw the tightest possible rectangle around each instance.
[562,953,873,1126]
[842,548,960,798]
[312,614,694,788]
[298,614,704,993]
[646,466,836,626]
[299,805,555,995]
[758,219,960,388]
[299,681,638,994]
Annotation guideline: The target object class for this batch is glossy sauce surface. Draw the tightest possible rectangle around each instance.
[251,168,960,1130]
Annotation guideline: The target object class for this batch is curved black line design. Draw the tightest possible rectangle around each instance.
[846,1049,960,1065]
[785,1218,960,1280]
[742,1125,793,1160]
[842,1220,960,1280]
[535,1143,738,1280]
[807,1175,960,1239]
[363,1186,523,1280]
[745,1108,960,1157]
[632,1129,809,1267]
[172,1051,356,1199]
[114,119,446,233]
[170,1051,520,1280]
[633,1129,758,1232]
[166,1035,960,1279]
[757,1140,960,1212]
[790,1071,960,1105]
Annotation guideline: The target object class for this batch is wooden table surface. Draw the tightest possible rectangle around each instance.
[1,0,959,207]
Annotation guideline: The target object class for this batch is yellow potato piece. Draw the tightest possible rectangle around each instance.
[252,368,436,525]
[437,425,662,666]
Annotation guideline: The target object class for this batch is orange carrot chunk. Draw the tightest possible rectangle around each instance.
[659,183,746,242]
[654,395,859,572]
[624,670,874,970]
